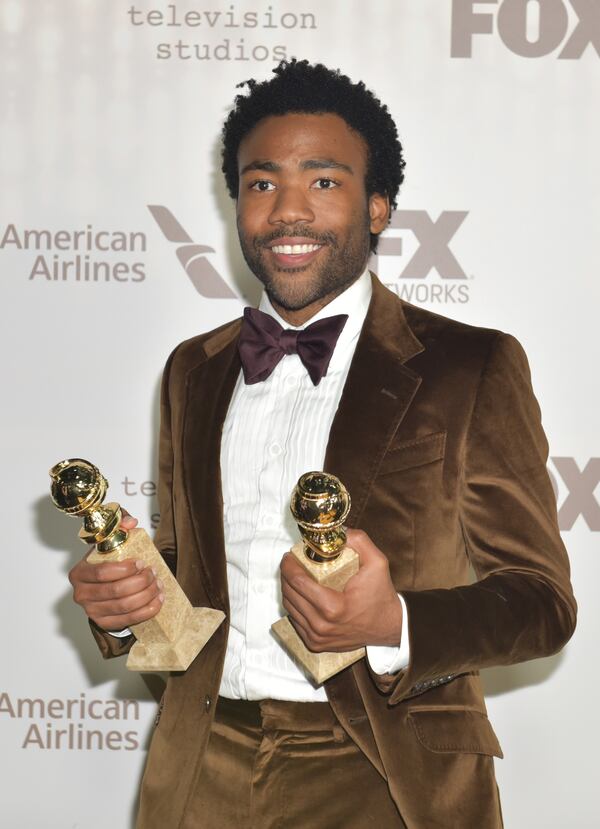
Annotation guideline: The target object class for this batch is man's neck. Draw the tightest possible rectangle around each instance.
[267,274,363,327]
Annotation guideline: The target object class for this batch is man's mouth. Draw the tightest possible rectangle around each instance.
[266,237,325,267]
[270,243,322,255]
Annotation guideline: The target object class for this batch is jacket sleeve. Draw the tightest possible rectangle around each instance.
[374,333,577,703]
[89,346,180,659]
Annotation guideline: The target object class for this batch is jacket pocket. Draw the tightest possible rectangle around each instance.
[378,430,446,476]
[408,708,503,758]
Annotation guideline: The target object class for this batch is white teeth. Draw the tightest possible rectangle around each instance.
[271,243,321,255]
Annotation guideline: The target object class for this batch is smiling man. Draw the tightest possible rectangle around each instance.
[69,60,576,829]
[235,111,388,324]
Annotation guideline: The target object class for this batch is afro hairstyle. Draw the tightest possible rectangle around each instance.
[221,59,405,253]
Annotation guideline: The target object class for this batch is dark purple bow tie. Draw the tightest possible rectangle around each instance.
[238,307,348,386]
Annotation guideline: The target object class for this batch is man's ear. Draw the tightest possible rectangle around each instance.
[368,193,390,235]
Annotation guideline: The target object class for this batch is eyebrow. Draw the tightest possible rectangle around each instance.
[240,158,354,176]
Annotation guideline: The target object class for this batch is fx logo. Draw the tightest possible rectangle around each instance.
[549,457,600,531]
[372,210,468,279]
[148,205,236,298]
[451,0,600,58]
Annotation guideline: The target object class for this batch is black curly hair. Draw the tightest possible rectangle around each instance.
[221,59,405,253]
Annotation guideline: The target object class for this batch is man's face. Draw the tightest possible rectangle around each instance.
[236,112,388,321]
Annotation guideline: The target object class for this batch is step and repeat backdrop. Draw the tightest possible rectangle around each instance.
[1,1,598,827]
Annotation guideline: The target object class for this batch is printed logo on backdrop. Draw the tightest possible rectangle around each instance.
[0,208,238,297]
[370,210,471,305]
[123,458,600,532]
[0,222,147,282]
[0,691,141,750]
[148,205,236,298]
[121,475,160,531]
[127,3,318,62]
[451,0,600,58]
[549,457,600,531]
[149,204,470,305]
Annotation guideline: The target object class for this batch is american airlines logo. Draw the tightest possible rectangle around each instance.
[451,0,600,59]
[148,205,237,298]
[372,210,471,305]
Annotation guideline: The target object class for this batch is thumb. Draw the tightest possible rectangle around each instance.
[345,529,386,567]
[120,508,138,529]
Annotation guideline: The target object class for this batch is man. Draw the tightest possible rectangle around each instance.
[69,60,576,828]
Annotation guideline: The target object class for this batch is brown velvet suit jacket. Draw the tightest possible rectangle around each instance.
[93,274,576,829]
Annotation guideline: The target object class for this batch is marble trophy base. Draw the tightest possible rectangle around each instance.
[88,527,225,671]
[271,540,365,685]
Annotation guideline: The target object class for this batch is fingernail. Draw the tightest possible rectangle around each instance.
[151,568,157,577]
[157,579,163,590]
[135,560,145,570]
[158,593,165,603]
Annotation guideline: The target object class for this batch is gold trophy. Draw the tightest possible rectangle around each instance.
[271,471,365,684]
[50,458,225,672]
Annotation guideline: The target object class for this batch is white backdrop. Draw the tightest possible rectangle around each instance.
[1,1,598,827]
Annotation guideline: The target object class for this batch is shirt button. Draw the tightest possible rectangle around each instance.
[269,443,282,457]
[204,695,212,712]
[285,374,298,387]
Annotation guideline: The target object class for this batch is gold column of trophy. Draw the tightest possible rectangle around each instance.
[271,471,365,684]
[50,459,224,672]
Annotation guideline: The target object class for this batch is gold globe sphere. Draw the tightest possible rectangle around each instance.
[290,471,351,562]
[49,459,108,515]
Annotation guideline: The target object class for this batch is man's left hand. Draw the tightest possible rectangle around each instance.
[280,529,403,653]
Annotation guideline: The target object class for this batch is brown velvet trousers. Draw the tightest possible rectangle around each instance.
[181,697,407,829]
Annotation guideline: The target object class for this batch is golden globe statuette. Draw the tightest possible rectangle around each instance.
[271,471,365,684]
[49,459,225,672]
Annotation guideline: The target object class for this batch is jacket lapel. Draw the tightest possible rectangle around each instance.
[182,320,242,611]
[324,275,424,526]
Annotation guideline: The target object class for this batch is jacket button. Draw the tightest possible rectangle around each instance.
[204,695,212,712]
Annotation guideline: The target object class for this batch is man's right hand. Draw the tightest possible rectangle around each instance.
[68,513,164,632]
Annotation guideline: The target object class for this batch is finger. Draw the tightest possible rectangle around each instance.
[92,595,164,631]
[282,576,344,634]
[281,554,341,612]
[75,567,158,604]
[288,614,321,652]
[280,551,306,580]
[282,595,324,650]
[120,509,138,529]
[87,578,163,619]
[285,605,344,654]
[282,591,313,632]
[73,557,145,584]
[283,590,362,652]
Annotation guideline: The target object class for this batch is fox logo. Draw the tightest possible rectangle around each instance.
[451,0,600,59]
[550,457,600,531]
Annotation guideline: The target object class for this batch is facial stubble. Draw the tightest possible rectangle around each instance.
[237,210,372,312]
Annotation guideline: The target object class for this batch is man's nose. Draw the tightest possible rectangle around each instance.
[268,186,315,225]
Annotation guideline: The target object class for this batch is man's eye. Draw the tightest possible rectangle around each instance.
[250,180,275,192]
[313,178,338,190]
